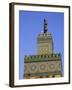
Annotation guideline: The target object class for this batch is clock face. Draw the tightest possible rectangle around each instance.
[40,64,46,70]
[31,65,36,71]
[49,64,55,70]
[48,62,56,72]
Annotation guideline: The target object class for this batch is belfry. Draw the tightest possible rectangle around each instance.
[24,19,62,79]
[37,19,53,55]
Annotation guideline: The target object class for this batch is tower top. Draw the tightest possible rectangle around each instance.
[44,18,48,34]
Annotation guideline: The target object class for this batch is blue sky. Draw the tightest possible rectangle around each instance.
[19,10,64,79]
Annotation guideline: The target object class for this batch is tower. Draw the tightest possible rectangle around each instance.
[24,19,62,79]
[37,19,53,54]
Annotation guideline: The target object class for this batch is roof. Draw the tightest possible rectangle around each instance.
[24,53,61,62]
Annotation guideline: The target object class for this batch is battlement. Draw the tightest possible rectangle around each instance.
[37,33,52,39]
[24,53,61,62]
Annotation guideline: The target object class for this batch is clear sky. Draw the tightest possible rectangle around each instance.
[19,10,64,79]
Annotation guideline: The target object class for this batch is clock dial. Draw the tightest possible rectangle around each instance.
[49,63,55,71]
[40,64,46,70]
[31,65,36,71]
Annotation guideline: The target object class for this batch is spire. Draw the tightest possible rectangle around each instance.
[44,19,48,34]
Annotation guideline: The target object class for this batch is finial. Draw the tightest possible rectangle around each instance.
[44,18,48,34]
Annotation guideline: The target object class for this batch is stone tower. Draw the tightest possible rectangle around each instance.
[37,19,53,55]
[24,19,62,79]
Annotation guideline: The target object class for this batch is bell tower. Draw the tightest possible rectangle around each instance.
[37,19,54,54]
[24,19,62,79]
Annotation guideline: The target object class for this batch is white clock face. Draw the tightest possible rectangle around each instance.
[31,65,36,71]
[40,64,46,70]
[49,64,55,70]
